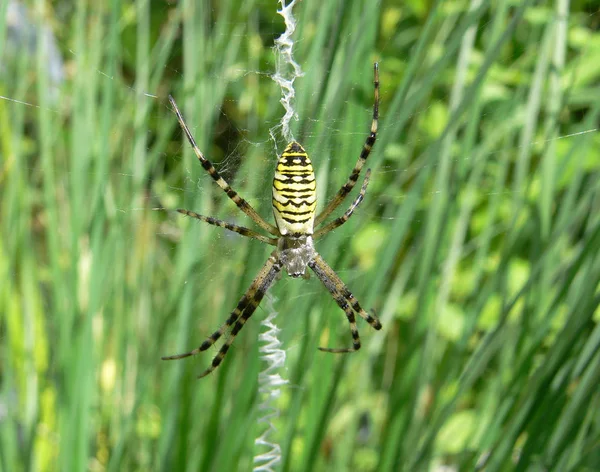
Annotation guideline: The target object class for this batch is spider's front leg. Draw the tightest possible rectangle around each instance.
[162,252,283,378]
[308,253,381,353]
[316,283,361,353]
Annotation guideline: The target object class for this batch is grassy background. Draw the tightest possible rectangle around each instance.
[2,0,600,470]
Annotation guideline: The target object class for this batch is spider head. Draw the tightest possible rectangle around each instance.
[278,235,315,278]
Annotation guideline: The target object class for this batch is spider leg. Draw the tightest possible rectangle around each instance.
[177,209,277,245]
[197,254,283,378]
[316,282,361,353]
[314,63,379,227]
[309,253,382,330]
[169,96,279,235]
[162,252,282,378]
[161,296,249,360]
[313,169,371,239]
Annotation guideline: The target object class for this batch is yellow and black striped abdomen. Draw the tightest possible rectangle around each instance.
[272,142,317,235]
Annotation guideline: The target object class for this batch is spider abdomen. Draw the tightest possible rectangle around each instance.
[272,142,317,235]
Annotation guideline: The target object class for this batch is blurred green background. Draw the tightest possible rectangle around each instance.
[2,0,600,470]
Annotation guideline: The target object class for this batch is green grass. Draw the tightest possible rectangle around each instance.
[1,0,600,470]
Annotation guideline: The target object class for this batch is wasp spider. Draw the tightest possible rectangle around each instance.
[163,63,382,378]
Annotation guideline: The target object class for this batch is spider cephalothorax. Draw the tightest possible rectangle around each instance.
[163,63,382,377]
[277,234,315,278]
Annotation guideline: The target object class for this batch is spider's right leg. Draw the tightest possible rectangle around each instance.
[177,209,277,245]
[161,295,251,361]
[169,96,279,235]
[162,252,282,378]
[196,254,283,378]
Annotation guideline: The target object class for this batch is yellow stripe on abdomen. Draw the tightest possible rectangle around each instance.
[272,142,317,235]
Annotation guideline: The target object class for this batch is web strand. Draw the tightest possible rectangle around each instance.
[269,0,304,146]
[254,1,301,470]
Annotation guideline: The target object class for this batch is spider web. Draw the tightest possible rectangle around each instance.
[254,1,302,469]
[3,0,597,379]
[1,1,599,470]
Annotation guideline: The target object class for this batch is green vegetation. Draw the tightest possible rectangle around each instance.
[1,0,599,470]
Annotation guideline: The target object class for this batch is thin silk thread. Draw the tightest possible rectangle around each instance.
[254,2,302,470]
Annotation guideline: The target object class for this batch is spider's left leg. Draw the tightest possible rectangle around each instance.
[313,277,361,353]
[314,63,379,226]
[197,253,283,378]
[309,253,382,331]
[313,169,371,239]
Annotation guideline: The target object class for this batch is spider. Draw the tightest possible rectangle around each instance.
[163,63,382,378]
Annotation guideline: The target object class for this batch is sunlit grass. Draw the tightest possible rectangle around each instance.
[1,0,600,471]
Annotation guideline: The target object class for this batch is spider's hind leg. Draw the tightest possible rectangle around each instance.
[314,62,379,226]
[168,95,279,235]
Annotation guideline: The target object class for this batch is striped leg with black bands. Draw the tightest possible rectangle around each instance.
[315,63,379,226]
[177,209,277,245]
[197,255,283,378]
[161,301,247,361]
[313,169,371,239]
[310,253,382,331]
[162,253,282,370]
[168,96,279,235]
[343,292,381,330]
[315,282,361,353]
